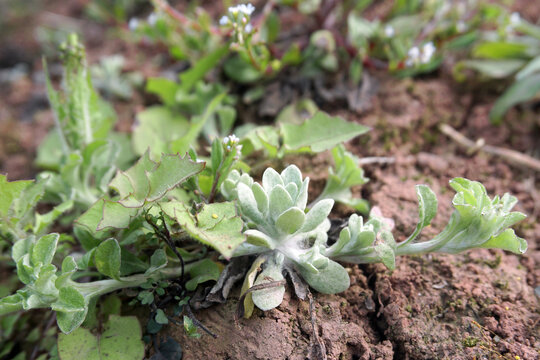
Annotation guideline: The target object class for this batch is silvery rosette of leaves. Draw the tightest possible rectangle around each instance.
[221,165,527,315]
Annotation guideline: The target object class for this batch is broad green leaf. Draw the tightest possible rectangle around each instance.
[456,59,526,79]
[99,315,145,359]
[145,78,179,106]
[132,106,189,158]
[251,262,285,311]
[516,56,540,80]
[108,152,204,209]
[57,315,144,359]
[120,248,149,276]
[223,55,262,83]
[0,294,24,316]
[56,308,89,334]
[52,287,86,313]
[298,259,350,294]
[170,92,226,155]
[490,73,540,124]
[185,259,221,291]
[316,145,369,212]
[473,42,529,59]
[57,326,99,360]
[281,112,369,152]
[144,249,168,276]
[375,241,396,270]
[146,154,205,202]
[97,201,139,230]
[95,239,121,279]
[161,201,245,259]
[179,46,228,92]
[0,175,33,217]
[31,233,59,266]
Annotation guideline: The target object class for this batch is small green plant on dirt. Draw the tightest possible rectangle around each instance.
[222,165,527,313]
[454,9,540,123]
[0,2,534,358]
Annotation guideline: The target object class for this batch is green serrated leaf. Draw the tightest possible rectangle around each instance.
[281,112,370,152]
[132,106,189,158]
[161,201,245,259]
[0,175,33,218]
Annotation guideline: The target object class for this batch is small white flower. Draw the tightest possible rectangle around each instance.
[510,12,521,25]
[408,46,420,60]
[236,144,243,153]
[219,15,229,26]
[229,134,240,143]
[128,18,139,31]
[421,42,436,64]
[223,136,230,144]
[228,3,255,16]
[244,23,253,33]
[384,25,395,37]
[147,12,158,26]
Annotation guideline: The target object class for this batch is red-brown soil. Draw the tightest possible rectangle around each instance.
[0,1,538,360]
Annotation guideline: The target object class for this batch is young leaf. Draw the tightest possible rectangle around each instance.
[95,238,121,279]
[490,73,540,124]
[144,249,168,276]
[297,259,350,294]
[0,175,33,217]
[251,261,286,311]
[132,106,189,158]
[315,145,369,213]
[398,185,437,248]
[281,112,369,152]
[31,233,59,266]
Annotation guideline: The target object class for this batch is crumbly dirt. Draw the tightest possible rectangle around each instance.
[1,1,539,360]
[166,74,540,359]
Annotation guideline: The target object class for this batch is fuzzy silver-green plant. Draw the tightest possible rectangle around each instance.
[222,165,527,314]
